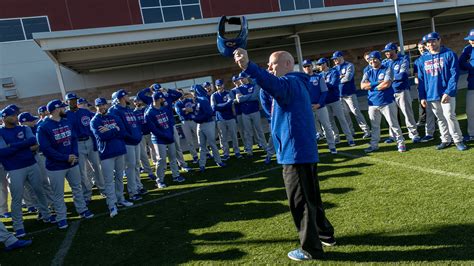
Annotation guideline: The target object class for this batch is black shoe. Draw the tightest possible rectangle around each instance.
[319,235,336,247]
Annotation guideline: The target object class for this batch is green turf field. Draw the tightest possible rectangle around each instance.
[1,90,473,265]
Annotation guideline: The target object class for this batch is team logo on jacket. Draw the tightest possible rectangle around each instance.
[104,119,117,130]
[394,64,400,71]
[156,113,170,129]
[223,96,228,101]
[378,73,385,80]
[17,131,24,139]
[311,77,319,86]
[248,87,253,93]
[81,116,91,126]
[184,102,194,109]
[424,58,444,76]
[341,69,346,74]
[52,125,72,146]
[125,111,138,128]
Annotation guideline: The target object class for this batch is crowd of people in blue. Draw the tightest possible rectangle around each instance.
[0,29,472,257]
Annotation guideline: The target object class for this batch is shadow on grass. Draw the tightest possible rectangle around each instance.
[326,224,474,262]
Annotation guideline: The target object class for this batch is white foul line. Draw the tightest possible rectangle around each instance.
[50,220,81,266]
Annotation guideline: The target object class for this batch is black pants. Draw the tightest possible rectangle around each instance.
[282,163,334,256]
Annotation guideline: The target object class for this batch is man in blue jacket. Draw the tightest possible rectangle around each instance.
[37,99,94,230]
[191,85,225,172]
[0,107,54,238]
[234,48,334,261]
[229,75,246,151]
[361,51,406,153]
[332,51,371,138]
[65,92,104,204]
[381,43,421,144]
[90,98,134,218]
[175,93,199,163]
[316,58,355,147]
[145,91,185,188]
[417,32,467,151]
[108,89,144,200]
[302,59,338,154]
[459,29,474,142]
[211,79,242,160]
[234,72,269,159]
[133,96,156,182]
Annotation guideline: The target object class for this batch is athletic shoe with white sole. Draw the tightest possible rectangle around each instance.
[319,235,336,246]
[420,135,434,142]
[173,176,185,183]
[109,206,118,218]
[364,146,379,153]
[156,182,167,189]
[117,200,134,207]
[287,248,313,261]
[80,210,94,219]
[15,229,26,238]
[4,239,32,252]
[455,142,468,151]
[398,144,407,153]
[57,219,68,230]
[436,142,452,150]
[329,148,337,155]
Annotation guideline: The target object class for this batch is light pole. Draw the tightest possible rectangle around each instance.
[394,0,405,55]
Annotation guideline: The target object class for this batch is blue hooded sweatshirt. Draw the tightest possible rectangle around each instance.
[211,90,235,121]
[36,118,79,171]
[235,83,260,114]
[145,104,175,145]
[382,54,410,93]
[134,107,151,135]
[0,126,37,171]
[90,113,127,160]
[175,98,196,122]
[229,87,243,115]
[65,108,95,139]
[335,61,357,96]
[108,104,142,146]
[459,44,474,90]
[244,62,318,164]
[418,46,459,101]
[308,73,328,108]
[259,89,273,122]
[192,85,214,124]
[362,64,395,106]
[322,68,341,104]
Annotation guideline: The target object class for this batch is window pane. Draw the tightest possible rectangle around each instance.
[0,19,24,42]
[181,0,199,4]
[140,0,160,7]
[142,8,164,23]
[22,17,49,39]
[279,0,295,11]
[162,6,183,22]
[161,0,180,6]
[295,0,309,9]
[183,5,201,20]
[310,0,323,8]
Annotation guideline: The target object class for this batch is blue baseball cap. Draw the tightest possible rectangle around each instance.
[77,98,88,105]
[112,89,128,100]
[1,107,16,118]
[37,105,47,114]
[217,16,248,57]
[464,29,474,41]
[238,72,249,79]
[315,58,329,65]
[94,97,108,106]
[331,51,344,59]
[215,79,224,86]
[65,92,78,101]
[202,82,211,88]
[18,112,38,123]
[152,91,165,100]
[302,59,312,66]
[232,75,240,82]
[150,83,161,91]
[46,99,68,113]
[382,42,398,52]
[368,51,382,61]
[5,104,20,113]
[425,32,440,41]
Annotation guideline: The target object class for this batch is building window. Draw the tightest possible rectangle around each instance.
[279,0,324,11]
[140,0,202,24]
[0,16,50,43]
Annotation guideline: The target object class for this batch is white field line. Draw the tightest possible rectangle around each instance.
[50,220,81,266]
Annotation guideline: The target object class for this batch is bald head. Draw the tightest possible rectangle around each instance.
[268,51,295,77]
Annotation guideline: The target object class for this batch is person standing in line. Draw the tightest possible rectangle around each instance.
[133,96,157,182]
[459,28,474,142]
[175,92,200,164]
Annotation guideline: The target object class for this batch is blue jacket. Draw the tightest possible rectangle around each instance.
[259,89,273,122]
[418,46,459,101]
[229,88,242,115]
[145,105,175,144]
[108,104,142,146]
[90,113,127,160]
[382,54,410,93]
[192,86,214,124]
[308,73,328,108]
[0,126,37,171]
[175,98,196,121]
[134,107,151,135]
[459,44,474,90]
[336,61,357,96]
[36,118,79,171]
[235,83,260,114]
[244,62,318,164]
[322,68,341,104]
[362,64,395,106]
[65,108,95,139]
[211,91,235,121]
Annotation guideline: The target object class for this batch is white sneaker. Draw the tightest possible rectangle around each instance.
[157,182,167,189]
[109,207,118,218]
[117,200,134,207]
